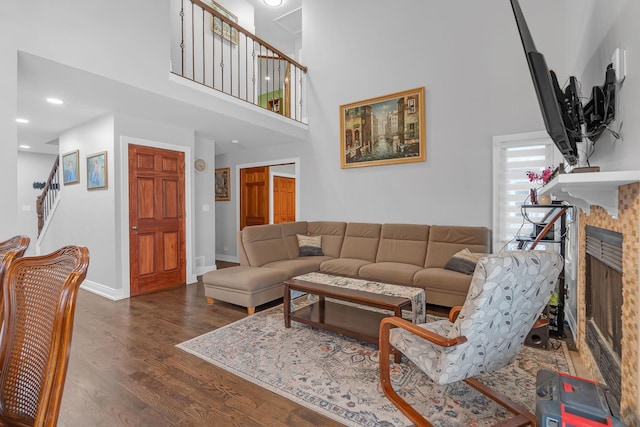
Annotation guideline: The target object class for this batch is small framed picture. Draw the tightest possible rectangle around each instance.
[215,167,230,201]
[87,151,108,190]
[62,150,80,185]
[210,1,238,44]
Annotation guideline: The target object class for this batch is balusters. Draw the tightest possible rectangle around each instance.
[172,0,307,123]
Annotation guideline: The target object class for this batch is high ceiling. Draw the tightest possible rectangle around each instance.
[16,0,302,156]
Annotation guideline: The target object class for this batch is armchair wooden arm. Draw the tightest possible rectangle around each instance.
[448,305,463,323]
[379,316,535,427]
[379,316,467,427]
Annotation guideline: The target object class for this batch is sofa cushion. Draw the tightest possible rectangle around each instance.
[424,225,490,268]
[320,258,372,277]
[339,222,381,262]
[413,268,474,307]
[242,224,290,267]
[202,266,288,291]
[307,221,347,258]
[358,262,423,286]
[296,234,324,256]
[444,248,486,275]
[262,259,323,277]
[376,223,429,266]
[280,221,309,259]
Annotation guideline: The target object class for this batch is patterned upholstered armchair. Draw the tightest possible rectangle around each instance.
[379,251,563,426]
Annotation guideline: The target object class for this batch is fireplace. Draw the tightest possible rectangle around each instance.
[585,225,622,401]
[542,174,639,425]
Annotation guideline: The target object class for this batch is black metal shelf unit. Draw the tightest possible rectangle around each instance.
[516,203,572,338]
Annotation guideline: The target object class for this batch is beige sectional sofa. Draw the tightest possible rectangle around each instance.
[203,221,490,314]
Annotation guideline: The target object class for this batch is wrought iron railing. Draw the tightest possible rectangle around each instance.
[36,157,60,236]
[172,0,307,123]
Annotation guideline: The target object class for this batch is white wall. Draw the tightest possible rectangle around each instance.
[0,4,19,237]
[36,113,201,300]
[213,0,569,258]
[40,115,117,297]
[194,138,216,273]
[566,0,640,171]
[16,151,57,255]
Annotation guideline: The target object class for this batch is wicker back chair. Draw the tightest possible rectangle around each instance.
[0,236,30,322]
[0,235,30,279]
[0,245,89,427]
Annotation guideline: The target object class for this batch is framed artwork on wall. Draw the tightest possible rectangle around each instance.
[210,1,238,44]
[61,150,80,185]
[87,151,108,190]
[215,167,230,201]
[340,87,426,169]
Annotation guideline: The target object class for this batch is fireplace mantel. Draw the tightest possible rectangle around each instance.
[539,170,640,218]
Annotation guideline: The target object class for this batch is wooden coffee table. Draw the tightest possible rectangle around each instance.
[284,276,414,362]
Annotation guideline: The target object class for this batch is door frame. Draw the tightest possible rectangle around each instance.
[118,135,195,299]
[270,171,296,224]
[235,157,300,233]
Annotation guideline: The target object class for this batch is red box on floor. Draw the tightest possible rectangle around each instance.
[535,370,626,427]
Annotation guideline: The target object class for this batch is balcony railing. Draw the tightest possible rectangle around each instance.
[172,0,307,123]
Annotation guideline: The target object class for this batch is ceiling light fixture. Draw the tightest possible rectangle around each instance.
[19,145,31,149]
[231,139,240,144]
[16,118,29,124]
[46,97,64,105]
[263,0,282,7]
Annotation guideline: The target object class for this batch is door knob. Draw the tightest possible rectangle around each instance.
[131,226,138,230]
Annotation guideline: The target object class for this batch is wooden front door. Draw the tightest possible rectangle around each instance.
[240,166,269,230]
[273,175,295,223]
[128,144,186,296]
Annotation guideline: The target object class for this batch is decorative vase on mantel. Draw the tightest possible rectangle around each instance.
[538,192,552,205]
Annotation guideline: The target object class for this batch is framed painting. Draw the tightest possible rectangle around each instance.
[62,150,80,185]
[215,167,230,201]
[210,1,238,44]
[340,87,426,168]
[87,151,108,190]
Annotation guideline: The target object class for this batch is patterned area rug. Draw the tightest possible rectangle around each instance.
[177,299,574,426]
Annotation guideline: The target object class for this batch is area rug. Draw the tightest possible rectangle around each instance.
[177,300,574,426]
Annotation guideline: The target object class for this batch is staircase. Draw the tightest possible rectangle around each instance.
[36,157,61,237]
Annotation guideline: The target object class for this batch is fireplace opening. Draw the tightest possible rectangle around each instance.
[585,225,622,401]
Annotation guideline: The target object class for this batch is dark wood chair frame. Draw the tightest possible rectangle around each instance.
[0,245,89,427]
[379,306,537,427]
[0,236,31,322]
[0,235,30,278]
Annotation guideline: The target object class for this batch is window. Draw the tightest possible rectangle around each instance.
[493,132,557,251]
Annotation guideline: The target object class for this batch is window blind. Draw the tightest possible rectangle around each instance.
[493,134,555,251]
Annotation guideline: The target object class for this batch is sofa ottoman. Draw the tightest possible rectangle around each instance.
[202,266,288,314]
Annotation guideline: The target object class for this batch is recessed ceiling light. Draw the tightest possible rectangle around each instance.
[46,97,64,105]
[231,139,240,144]
[16,118,29,124]
[263,0,282,6]
[19,145,31,149]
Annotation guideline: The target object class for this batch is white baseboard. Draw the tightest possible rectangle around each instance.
[216,254,240,263]
[81,280,127,301]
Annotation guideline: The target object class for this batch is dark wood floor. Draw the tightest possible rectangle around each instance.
[58,280,343,426]
[59,264,570,426]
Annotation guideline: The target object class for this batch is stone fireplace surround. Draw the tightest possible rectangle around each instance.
[543,174,639,426]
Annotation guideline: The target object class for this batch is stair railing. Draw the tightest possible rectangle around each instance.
[36,157,61,236]
[173,0,307,123]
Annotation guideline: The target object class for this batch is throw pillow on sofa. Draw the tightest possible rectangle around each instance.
[297,234,324,256]
[444,248,486,275]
